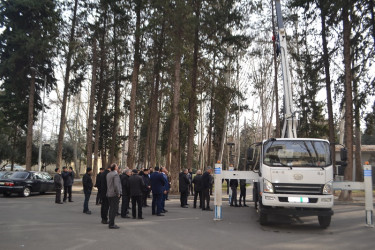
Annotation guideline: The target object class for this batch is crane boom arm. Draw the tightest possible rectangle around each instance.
[275,0,297,138]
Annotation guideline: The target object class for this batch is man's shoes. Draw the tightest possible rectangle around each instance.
[138,217,144,219]
[109,225,120,229]
[101,220,109,224]
[121,215,130,218]
[144,205,150,207]
[69,200,74,202]
[56,202,63,204]
[162,209,168,213]
[63,200,67,203]
[132,217,136,219]
[230,204,234,207]
[156,214,164,216]
[84,211,92,214]
[205,208,213,211]
[235,205,239,207]
[181,205,188,208]
[244,204,249,207]
[152,213,156,215]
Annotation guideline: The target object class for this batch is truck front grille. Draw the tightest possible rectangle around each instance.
[273,183,323,195]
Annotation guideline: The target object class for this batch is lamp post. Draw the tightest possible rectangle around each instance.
[31,67,47,172]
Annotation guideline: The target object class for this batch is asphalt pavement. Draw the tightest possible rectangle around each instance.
[0,192,373,250]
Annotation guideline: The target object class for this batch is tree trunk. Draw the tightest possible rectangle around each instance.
[187,0,201,171]
[340,3,353,201]
[86,39,97,171]
[353,71,363,182]
[56,0,79,169]
[127,0,142,169]
[170,51,182,194]
[26,71,36,171]
[319,0,336,171]
[109,18,120,165]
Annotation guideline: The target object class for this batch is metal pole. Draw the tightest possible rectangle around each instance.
[364,164,373,227]
[38,75,47,172]
[214,163,223,220]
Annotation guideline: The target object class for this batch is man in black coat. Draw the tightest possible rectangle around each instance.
[54,167,63,204]
[179,169,190,208]
[100,165,111,224]
[201,166,213,211]
[62,166,74,202]
[192,170,203,208]
[142,169,151,207]
[128,169,146,219]
[120,169,131,218]
[230,169,239,207]
[82,168,93,214]
[95,168,104,205]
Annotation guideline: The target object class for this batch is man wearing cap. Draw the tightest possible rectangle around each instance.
[106,163,122,229]
[82,167,93,214]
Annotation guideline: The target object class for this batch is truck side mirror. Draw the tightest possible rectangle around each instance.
[340,148,348,162]
[247,147,254,161]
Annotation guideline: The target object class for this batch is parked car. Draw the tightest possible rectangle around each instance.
[0,165,25,171]
[0,171,56,197]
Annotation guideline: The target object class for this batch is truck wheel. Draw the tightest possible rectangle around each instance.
[22,187,31,197]
[318,215,331,229]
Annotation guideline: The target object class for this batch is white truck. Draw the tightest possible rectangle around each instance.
[246,1,347,228]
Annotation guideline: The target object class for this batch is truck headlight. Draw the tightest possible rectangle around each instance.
[263,179,274,193]
[323,181,333,195]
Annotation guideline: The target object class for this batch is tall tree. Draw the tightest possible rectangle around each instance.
[0,0,59,170]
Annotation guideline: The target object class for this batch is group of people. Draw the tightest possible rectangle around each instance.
[54,164,246,229]
[179,167,214,211]
[53,166,75,204]
[92,164,171,229]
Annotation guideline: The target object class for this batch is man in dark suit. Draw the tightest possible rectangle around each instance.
[239,179,248,207]
[150,166,165,216]
[202,166,213,211]
[54,167,63,204]
[179,169,190,208]
[82,167,93,214]
[120,169,131,218]
[192,170,203,208]
[161,167,170,213]
[230,169,239,207]
[100,165,111,224]
[129,169,146,219]
[95,168,104,205]
[142,169,151,207]
[62,166,74,202]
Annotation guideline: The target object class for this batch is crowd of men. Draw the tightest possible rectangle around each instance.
[53,164,247,229]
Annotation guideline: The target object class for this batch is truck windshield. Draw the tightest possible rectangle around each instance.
[263,140,331,167]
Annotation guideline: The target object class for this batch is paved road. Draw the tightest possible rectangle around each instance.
[0,193,373,250]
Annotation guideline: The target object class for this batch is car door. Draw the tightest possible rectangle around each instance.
[42,173,55,192]
[32,172,45,192]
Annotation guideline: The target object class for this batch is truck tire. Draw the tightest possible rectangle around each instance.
[318,215,331,229]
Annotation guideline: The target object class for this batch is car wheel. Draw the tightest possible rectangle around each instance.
[318,215,331,229]
[22,187,31,197]
[3,191,11,197]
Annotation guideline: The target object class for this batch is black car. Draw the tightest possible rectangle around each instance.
[0,171,56,197]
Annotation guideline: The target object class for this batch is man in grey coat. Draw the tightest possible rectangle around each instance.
[106,163,122,229]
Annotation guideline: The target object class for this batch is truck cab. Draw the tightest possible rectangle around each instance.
[248,138,335,228]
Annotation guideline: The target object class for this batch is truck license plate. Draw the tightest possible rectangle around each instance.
[288,197,309,203]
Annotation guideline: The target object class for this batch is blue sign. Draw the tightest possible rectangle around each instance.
[215,167,221,174]
[364,169,372,177]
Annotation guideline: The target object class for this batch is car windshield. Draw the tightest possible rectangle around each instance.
[10,172,29,179]
[263,140,332,167]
